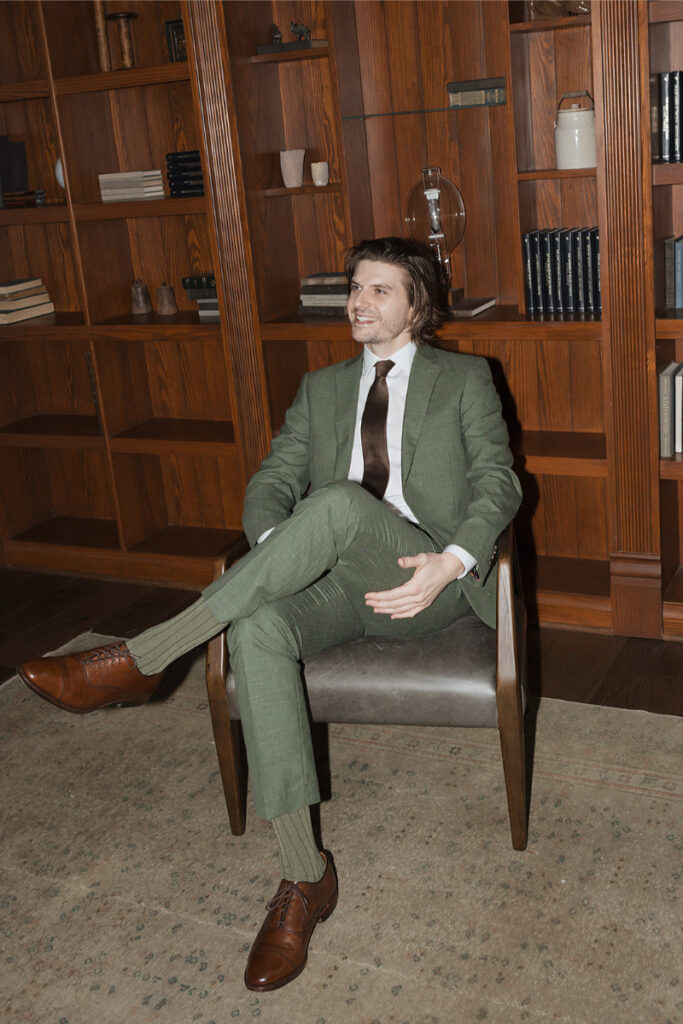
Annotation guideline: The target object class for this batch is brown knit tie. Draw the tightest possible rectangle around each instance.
[361,359,395,500]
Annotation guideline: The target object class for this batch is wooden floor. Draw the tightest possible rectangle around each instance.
[1,566,682,717]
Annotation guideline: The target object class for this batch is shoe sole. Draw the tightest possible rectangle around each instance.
[244,889,338,992]
[17,668,149,714]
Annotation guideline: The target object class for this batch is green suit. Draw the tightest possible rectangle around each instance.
[202,344,522,819]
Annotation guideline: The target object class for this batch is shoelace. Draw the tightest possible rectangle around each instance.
[266,884,310,927]
[81,642,129,666]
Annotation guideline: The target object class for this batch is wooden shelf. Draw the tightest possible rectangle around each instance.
[260,184,343,198]
[663,567,683,637]
[246,47,329,65]
[11,515,119,549]
[260,307,603,341]
[517,168,596,180]
[660,454,683,479]
[0,204,69,225]
[110,418,235,455]
[89,313,221,339]
[0,415,102,449]
[0,78,50,102]
[514,430,607,477]
[531,554,612,630]
[0,312,85,335]
[73,197,206,221]
[652,163,683,185]
[649,2,683,25]
[509,15,590,34]
[54,64,190,96]
[656,313,683,336]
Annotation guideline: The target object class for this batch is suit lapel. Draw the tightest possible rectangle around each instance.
[402,346,442,485]
[333,353,363,479]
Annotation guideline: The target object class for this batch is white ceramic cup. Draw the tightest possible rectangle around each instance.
[311,161,330,186]
[280,149,305,188]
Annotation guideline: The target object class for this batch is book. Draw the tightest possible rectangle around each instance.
[449,297,495,318]
[560,229,574,313]
[300,272,346,287]
[182,273,216,289]
[549,229,563,315]
[581,227,595,314]
[674,71,682,162]
[530,231,544,313]
[166,150,200,161]
[299,294,348,306]
[297,304,346,316]
[168,187,205,196]
[0,300,54,324]
[0,290,50,311]
[571,228,585,313]
[675,364,683,453]
[674,236,683,308]
[184,287,217,300]
[664,235,676,309]
[0,276,43,296]
[447,77,505,108]
[590,227,601,314]
[540,230,554,313]
[300,283,348,295]
[522,233,535,314]
[661,71,672,163]
[651,73,661,162]
[659,360,681,457]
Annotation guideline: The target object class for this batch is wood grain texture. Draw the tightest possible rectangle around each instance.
[594,0,661,635]
[186,0,271,479]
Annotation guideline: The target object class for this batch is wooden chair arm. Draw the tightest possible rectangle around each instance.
[495,522,527,701]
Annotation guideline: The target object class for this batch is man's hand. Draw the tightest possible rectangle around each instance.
[364,551,464,619]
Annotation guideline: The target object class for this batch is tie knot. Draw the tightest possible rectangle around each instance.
[374,359,394,379]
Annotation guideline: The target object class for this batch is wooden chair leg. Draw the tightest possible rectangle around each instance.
[206,632,247,835]
[497,668,528,850]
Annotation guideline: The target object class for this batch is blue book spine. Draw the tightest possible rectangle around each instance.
[674,235,683,308]
[571,228,585,313]
[560,229,575,314]
[661,71,672,163]
[673,71,682,162]
[530,231,545,313]
[590,228,601,314]
[522,233,535,313]
[539,230,554,313]
[550,229,563,314]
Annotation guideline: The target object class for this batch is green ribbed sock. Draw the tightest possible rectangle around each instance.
[271,806,326,883]
[128,596,225,675]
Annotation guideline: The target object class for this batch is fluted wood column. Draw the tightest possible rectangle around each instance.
[184,0,271,480]
[593,0,661,636]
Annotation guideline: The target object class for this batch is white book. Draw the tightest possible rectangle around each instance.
[98,170,162,183]
[659,360,681,457]
[299,293,348,306]
[675,364,683,453]
[0,300,55,324]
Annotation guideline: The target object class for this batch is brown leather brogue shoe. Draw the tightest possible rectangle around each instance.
[18,641,163,714]
[244,852,337,992]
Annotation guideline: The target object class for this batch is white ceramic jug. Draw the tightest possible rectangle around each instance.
[555,92,596,169]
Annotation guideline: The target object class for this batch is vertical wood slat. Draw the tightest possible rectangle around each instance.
[184,0,271,480]
[594,0,661,635]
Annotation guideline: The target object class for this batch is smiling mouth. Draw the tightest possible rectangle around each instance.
[352,313,377,325]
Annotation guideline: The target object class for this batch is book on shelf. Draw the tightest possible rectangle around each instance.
[674,71,682,163]
[664,235,676,309]
[0,277,43,296]
[0,300,54,324]
[660,70,672,163]
[450,297,495,318]
[299,294,348,307]
[0,289,49,311]
[300,282,347,295]
[658,360,682,457]
[571,228,585,314]
[650,74,661,162]
[676,364,683,454]
[166,150,201,162]
[184,286,217,300]
[182,273,216,290]
[446,76,506,109]
[522,233,535,313]
[560,228,574,314]
[590,227,601,314]
[297,304,346,316]
[521,227,600,317]
[301,272,346,287]
[675,236,683,308]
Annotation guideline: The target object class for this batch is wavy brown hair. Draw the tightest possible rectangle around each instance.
[344,236,447,345]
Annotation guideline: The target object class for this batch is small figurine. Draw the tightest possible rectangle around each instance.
[289,21,311,43]
[271,23,282,46]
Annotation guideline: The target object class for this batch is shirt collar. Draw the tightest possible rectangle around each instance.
[361,340,417,378]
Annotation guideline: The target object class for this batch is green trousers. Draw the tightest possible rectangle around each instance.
[198,482,468,819]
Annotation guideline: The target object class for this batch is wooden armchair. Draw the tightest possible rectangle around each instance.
[205,522,528,851]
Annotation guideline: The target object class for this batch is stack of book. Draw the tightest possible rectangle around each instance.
[166,150,204,197]
[182,272,218,321]
[522,227,601,316]
[651,70,683,162]
[298,272,347,315]
[1,188,46,209]
[98,170,164,203]
[662,235,683,309]
[658,360,683,457]
[0,277,54,324]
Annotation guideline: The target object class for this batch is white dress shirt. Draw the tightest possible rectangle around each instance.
[258,342,476,579]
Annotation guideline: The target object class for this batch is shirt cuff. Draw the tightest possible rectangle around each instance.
[443,543,477,580]
[257,527,275,544]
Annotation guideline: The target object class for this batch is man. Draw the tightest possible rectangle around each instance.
[18,237,522,992]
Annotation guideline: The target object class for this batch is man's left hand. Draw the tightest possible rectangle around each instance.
[364,551,464,619]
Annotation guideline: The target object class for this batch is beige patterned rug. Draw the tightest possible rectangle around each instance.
[1,633,681,1024]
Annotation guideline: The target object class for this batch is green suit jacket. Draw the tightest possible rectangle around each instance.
[242,344,522,628]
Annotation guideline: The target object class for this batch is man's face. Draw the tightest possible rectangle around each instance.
[347,259,415,355]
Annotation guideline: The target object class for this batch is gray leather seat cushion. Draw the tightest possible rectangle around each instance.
[225,611,499,729]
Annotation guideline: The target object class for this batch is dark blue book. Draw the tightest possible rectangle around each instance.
[674,235,683,308]
[530,230,545,313]
[581,228,595,314]
[590,228,601,313]
[661,71,672,163]
[665,234,676,310]
[522,233,535,313]
[549,229,563,314]
[560,229,575,313]
[673,71,682,162]
[539,230,554,313]
[571,228,586,313]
